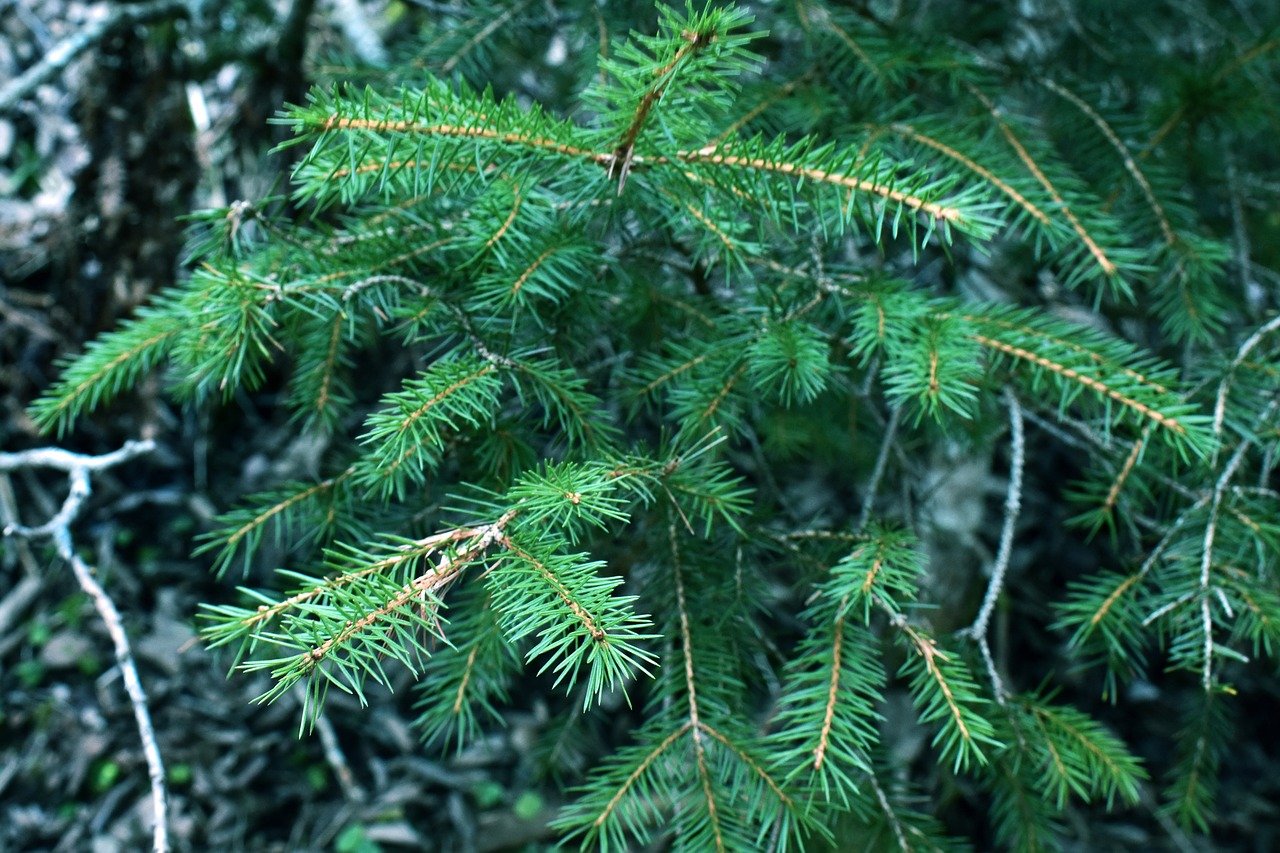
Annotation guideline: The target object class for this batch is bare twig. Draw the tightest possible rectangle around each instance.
[857,405,903,531]
[295,685,367,803]
[960,389,1025,704]
[0,0,191,114]
[64,530,169,853]
[1226,157,1253,307]
[1211,312,1280,467]
[0,440,157,476]
[866,771,911,853]
[0,440,167,853]
[1196,414,1267,690]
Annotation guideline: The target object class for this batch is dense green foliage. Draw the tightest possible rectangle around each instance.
[31,1,1280,848]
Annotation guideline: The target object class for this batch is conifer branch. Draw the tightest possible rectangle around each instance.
[968,85,1121,283]
[203,511,518,720]
[669,520,725,850]
[30,311,182,438]
[888,607,999,771]
[700,722,793,808]
[592,721,692,832]
[499,539,608,642]
[813,604,847,772]
[710,74,811,146]
[960,311,1173,393]
[897,619,970,740]
[609,23,720,191]
[316,113,610,164]
[1142,36,1280,155]
[197,467,356,578]
[1040,78,1176,246]
[695,363,748,426]
[675,146,976,229]
[1163,691,1230,831]
[1097,428,1151,533]
[965,329,1196,442]
[890,123,1054,228]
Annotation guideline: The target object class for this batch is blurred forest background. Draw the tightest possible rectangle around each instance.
[2,1,1278,851]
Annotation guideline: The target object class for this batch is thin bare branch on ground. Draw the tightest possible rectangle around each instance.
[0,439,167,853]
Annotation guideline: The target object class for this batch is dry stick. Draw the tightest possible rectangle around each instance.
[0,440,167,853]
[65,528,169,852]
[960,389,1025,705]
